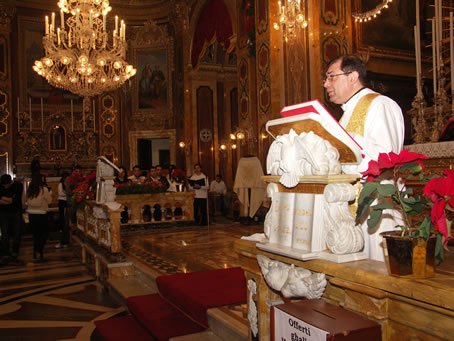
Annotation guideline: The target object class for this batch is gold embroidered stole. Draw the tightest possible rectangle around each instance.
[345,93,380,137]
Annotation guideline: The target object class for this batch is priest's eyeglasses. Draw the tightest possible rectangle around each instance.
[323,71,352,83]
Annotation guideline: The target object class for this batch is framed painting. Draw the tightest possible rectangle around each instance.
[355,0,428,59]
[131,21,174,116]
[136,49,168,111]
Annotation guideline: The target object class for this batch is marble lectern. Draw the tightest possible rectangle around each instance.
[258,100,367,263]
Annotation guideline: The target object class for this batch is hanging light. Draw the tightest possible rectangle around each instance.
[273,0,307,41]
[33,0,136,98]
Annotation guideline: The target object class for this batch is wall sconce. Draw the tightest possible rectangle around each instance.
[219,141,237,152]
[273,0,307,42]
[178,141,192,155]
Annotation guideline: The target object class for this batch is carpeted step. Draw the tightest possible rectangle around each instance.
[95,315,154,341]
[156,267,247,327]
[127,293,205,341]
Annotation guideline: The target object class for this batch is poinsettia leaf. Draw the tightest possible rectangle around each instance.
[402,188,413,196]
[367,209,382,229]
[377,184,396,197]
[371,203,394,210]
[417,216,432,240]
[356,196,375,221]
[399,162,422,173]
[435,233,444,266]
[402,196,416,204]
[358,182,379,200]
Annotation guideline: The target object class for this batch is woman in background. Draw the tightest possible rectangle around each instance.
[55,172,69,249]
[114,166,130,185]
[26,173,52,261]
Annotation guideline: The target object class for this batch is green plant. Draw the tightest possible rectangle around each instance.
[115,181,166,195]
[357,150,453,265]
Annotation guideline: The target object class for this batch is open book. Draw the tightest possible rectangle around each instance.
[266,99,362,165]
[188,178,206,187]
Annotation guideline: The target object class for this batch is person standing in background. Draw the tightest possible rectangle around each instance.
[189,163,209,226]
[0,174,24,264]
[26,173,52,261]
[55,172,69,249]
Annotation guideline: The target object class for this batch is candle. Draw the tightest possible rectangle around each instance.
[278,1,281,16]
[60,9,64,29]
[414,26,421,98]
[92,99,95,132]
[89,10,93,28]
[45,16,49,35]
[57,28,61,45]
[103,13,106,32]
[433,19,437,98]
[40,97,43,131]
[451,12,454,109]
[17,97,20,132]
[76,9,79,24]
[115,15,118,32]
[29,97,32,131]
[71,99,74,132]
[51,12,55,33]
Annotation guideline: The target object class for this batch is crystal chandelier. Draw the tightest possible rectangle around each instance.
[273,0,307,42]
[33,0,136,98]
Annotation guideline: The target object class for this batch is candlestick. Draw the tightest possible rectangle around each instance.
[414,26,421,98]
[433,19,437,100]
[92,100,95,132]
[71,99,74,132]
[29,97,32,131]
[17,97,20,132]
[40,97,44,131]
[451,12,454,109]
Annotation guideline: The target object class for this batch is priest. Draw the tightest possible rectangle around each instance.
[324,54,405,261]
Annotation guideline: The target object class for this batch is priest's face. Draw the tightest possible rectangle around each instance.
[323,60,354,104]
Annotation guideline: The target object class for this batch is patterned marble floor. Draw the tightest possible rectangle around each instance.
[0,220,264,340]
[0,234,125,341]
[122,220,264,275]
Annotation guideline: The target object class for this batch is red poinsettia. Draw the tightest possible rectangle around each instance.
[424,169,454,245]
[361,150,428,182]
[357,149,450,265]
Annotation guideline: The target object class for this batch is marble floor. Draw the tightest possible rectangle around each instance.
[0,219,264,340]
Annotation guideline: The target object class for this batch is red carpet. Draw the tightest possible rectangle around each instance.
[127,293,205,340]
[156,267,247,326]
[95,315,154,340]
[96,267,247,340]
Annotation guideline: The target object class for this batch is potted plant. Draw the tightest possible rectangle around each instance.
[114,181,166,195]
[357,150,452,278]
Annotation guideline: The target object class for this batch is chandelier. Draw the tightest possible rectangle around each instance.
[352,0,393,23]
[273,0,308,42]
[33,0,136,98]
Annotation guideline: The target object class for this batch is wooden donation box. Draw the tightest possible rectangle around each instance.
[259,100,365,262]
[271,300,381,341]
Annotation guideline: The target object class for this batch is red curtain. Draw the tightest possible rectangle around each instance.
[191,0,234,69]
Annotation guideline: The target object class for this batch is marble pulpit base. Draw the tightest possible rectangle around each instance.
[256,242,368,263]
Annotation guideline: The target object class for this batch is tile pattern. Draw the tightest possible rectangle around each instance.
[0,235,125,341]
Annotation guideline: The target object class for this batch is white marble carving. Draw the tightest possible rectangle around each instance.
[323,183,364,254]
[257,255,326,299]
[247,279,258,337]
[264,183,279,239]
[267,129,341,187]
[96,156,120,204]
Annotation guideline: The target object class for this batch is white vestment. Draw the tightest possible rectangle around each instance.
[340,88,405,261]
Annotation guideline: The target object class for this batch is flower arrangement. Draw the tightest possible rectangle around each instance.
[71,170,97,211]
[357,149,453,265]
[171,169,187,184]
[115,181,166,195]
